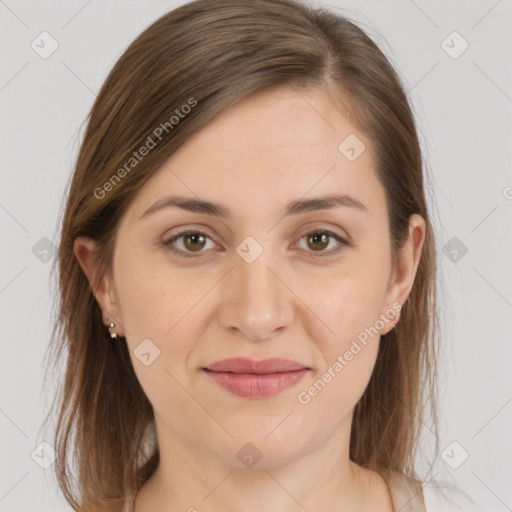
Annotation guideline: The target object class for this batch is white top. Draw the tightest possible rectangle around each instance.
[423,485,485,512]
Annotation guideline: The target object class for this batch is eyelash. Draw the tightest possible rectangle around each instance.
[161,228,349,259]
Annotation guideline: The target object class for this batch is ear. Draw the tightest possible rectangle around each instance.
[73,236,124,336]
[380,214,426,335]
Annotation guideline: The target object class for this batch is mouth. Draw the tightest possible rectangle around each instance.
[202,357,310,398]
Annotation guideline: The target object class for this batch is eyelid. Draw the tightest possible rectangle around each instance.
[162,225,215,242]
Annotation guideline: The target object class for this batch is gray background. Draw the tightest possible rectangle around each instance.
[1,0,511,510]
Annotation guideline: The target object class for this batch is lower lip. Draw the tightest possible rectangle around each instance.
[203,368,309,398]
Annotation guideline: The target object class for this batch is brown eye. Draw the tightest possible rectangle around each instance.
[297,230,348,257]
[163,230,215,258]
[307,232,330,251]
[181,233,207,252]
[162,228,348,259]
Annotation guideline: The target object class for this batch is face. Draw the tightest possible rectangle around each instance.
[75,85,425,469]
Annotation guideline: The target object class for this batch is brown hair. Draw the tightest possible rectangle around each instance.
[42,0,441,510]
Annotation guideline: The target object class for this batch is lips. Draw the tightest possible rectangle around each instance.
[202,357,310,398]
[204,357,309,374]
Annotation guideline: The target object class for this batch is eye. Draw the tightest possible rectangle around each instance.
[162,229,217,258]
[161,228,349,259]
[295,229,349,257]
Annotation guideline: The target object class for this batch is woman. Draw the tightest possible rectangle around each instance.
[43,0,482,510]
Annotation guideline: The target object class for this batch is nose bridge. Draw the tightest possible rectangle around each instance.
[238,244,277,304]
[218,236,293,340]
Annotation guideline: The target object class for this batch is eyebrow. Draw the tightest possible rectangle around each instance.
[138,193,368,221]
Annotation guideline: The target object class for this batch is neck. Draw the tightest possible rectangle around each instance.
[134,414,394,512]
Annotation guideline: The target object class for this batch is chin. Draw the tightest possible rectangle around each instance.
[204,427,309,470]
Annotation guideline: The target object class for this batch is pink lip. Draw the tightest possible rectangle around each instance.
[203,358,310,398]
[205,357,309,374]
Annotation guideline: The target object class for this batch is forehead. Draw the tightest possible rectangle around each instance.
[180,86,365,164]
[124,85,384,223]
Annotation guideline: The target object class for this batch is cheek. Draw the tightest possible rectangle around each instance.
[294,261,388,352]
[116,247,209,340]
[295,276,382,421]
[115,261,210,432]
[291,263,386,414]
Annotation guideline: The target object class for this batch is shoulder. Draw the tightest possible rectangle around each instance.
[385,472,485,512]
[423,484,485,512]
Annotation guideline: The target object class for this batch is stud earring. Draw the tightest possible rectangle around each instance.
[104,313,118,339]
[109,322,118,339]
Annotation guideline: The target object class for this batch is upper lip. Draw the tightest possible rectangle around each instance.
[204,357,309,374]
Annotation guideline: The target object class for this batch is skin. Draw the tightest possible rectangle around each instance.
[74,85,425,512]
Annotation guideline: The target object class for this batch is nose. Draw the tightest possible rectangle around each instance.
[217,246,294,341]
